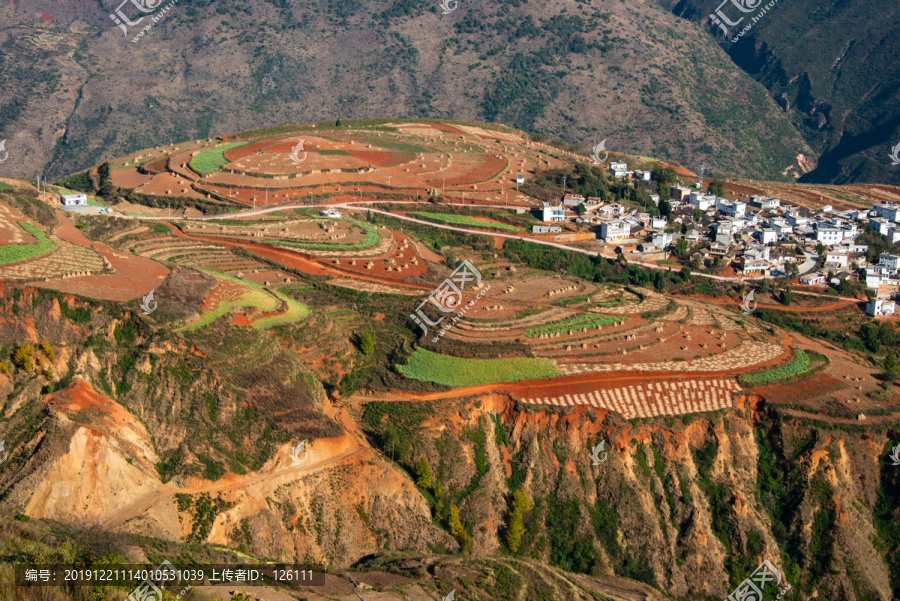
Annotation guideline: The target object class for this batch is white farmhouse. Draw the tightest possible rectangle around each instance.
[542,202,566,222]
[60,193,88,206]
[874,203,900,222]
[600,220,631,242]
[652,231,673,248]
[689,193,716,211]
[609,162,628,178]
[816,227,844,245]
[866,298,897,317]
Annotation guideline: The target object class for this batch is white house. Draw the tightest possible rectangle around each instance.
[787,215,809,228]
[824,251,849,270]
[542,202,566,222]
[532,225,562,234]
[652,231,673,248]
[609,162,628,178]
[597,203,625,219]
[773,223,793,236]
[800,272,826,285]
[600,220,631,242]
[60,193,87,206]
[866,298,897,317]
[758,229,778,244]
[750,195,781,210]
[633,169,651,181]
[650,217,667,229]
[816,227,844,245]
[516,175,525,184]
[689,193,716,211]
[874,203,900,222]
[879,253,900,270]
[717,199,746,218]
[321,209,342,218]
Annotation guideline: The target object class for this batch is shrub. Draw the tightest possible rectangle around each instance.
[41,339,55,360]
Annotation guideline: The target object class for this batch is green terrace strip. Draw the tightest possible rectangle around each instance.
[318,149,350,155]
[742,349,810,384]
[411,212,523,231]
[269,219,380,250]
[526,313,624,337]
[0,182,13,190]
[0,223,56,265]
[370,139,430,154]
[399,348,559,387]
[179,271,309,331]
[189,142,251,175]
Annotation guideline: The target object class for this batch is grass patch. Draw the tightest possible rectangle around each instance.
[370,139,430,154]
[269,219,380,250]
[0,182,13,190]
[398,348,559,387]
[526,313,624,337]
[742,349,810,384]
[318,149,350,156]
[411,212,522,231]
[189,142,251,175]
[0,223,56,265]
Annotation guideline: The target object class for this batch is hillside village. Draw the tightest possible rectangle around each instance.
[535,161,900,317]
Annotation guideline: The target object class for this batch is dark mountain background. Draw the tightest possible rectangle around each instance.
[0,0,896,185]
[665,0,900,185]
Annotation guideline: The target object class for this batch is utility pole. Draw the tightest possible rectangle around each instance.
[562,175,567,196]
[699,164,706,191]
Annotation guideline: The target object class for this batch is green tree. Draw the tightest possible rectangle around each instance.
[416,455,433,489]
[658,197,671,218]
[784,261,800,279]
[576,202,587,215]
[884,353,898,382]
[707,174,727,197]
[447,504,473,553]
[674,238,689,258]
[651,165,677,185]
[41,339,55,360]
[360,330,375,355]
[335,118,342,126]
[781,287,794,306]
[506,489,534,552]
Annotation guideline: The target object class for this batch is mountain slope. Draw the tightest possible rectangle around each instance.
[662,0,900,184]
[0,0,811,182]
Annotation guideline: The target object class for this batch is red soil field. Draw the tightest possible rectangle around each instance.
[110,168,154,189]
[750,372,847,404]
[32,215,169,301]
[427,154,507,186]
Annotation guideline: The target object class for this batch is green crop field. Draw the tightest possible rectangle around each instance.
[318,149,350,156]
[179,271,309,331]
[371,139,430,154]
[189,142,251,175]
[742,349,810,384]
[0,223,56,265]
[399,348,559,387]
[526,313,624,337]
[0,182,12,191]
[271,219,380,250]
[412,212,522,231]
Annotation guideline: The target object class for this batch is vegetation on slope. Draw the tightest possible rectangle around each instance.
[398,348,559,387]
